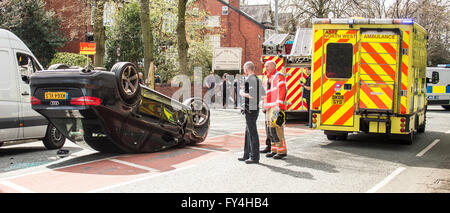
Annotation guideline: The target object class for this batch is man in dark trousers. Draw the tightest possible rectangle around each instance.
[238,61,265,164]
[300,67,311,126]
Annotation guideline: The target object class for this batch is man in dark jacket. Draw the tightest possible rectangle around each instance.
[238,61,265,164]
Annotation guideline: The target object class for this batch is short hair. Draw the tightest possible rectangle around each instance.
[265,60,276,68]
[243,61,255,71]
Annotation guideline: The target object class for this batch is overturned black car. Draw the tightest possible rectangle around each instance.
[30,62,210,153]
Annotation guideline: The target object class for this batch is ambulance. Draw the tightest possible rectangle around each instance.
[426,64,450,110]
[310,18,429,144]
[261,28,313,117]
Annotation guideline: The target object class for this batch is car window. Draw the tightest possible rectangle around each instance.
[16,52,39,82]
[325,43,353,79]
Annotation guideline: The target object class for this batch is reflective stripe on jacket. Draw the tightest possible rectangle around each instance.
[264,71,287,110]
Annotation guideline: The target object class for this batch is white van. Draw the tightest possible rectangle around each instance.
[0,29,65,149]
[426,65,450,110]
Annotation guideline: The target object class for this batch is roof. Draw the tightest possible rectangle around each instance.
[240,4,271,24]
[216,0,267,29]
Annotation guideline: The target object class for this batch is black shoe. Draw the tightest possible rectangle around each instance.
[266,152,277,158]
[245,159,259,164]
[260,147,271,153]
[238,157,249,161]
[273,154,287,159]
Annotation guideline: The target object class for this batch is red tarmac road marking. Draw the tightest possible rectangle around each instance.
[1,127,310,193]
[7,160,148,193]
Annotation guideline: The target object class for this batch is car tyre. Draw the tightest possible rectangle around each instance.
[183,98,210,145]
[112,62,141,105]
[42,124,66,150]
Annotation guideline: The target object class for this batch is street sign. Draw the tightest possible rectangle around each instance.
[80,42,96,55]
[212,47,242,71]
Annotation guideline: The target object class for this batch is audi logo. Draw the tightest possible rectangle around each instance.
[50,101,60,106]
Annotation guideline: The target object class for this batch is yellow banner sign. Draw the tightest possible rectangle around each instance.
[80,42,96,55]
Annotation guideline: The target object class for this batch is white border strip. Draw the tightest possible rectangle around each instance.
[0,180,35,193]
[108,159,159,172]
[366,167,406,193]
[88,165,197,193]
[416,139,440,157]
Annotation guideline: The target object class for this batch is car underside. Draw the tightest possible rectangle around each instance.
[30,62,210,153]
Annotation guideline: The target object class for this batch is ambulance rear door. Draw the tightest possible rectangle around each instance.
[320,29,358,127]
[358,30,399,113]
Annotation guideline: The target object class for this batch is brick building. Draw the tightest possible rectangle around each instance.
[43,0,93,54]
[197,0,269,75]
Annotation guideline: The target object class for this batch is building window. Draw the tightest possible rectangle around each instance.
[205,16,220,27]
[325,43,353,79]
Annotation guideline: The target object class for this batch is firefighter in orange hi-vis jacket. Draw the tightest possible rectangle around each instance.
[263,60,287,159]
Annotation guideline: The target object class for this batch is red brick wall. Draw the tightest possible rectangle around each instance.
[198,0,266,75]
[43,0,93,54]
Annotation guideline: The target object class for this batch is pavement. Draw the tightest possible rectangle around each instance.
[0,106,449,193]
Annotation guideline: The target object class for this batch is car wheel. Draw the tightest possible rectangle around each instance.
[188,99,210,127]
[42,124,66,150]
[112,62,140,104]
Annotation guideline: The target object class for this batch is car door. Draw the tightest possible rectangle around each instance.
[15,51,48,139]
[0,49,20,141]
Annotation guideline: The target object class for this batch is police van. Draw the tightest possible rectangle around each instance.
[310,18,429,144]
[0,29,65,148]
[426,64,450,110]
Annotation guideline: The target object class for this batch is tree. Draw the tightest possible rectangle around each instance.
[177,0,189,75]
[140,0,154,85]
[105,0,144,69]
[93,0,106,67]
[0,0,67,67]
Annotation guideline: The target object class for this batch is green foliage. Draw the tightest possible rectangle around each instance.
[49,52,92,68]
[0,0,67,67]
[105,0,144,70]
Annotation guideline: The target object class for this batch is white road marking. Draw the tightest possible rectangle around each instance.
[108,159,159,172]
[446,130,450,134]
[0,180,34,193]
[416,139,440,157]
[366,167,406,193]
[186,146,225,152]
[87,165,197,193]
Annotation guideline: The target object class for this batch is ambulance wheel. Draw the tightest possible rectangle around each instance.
[402,132,414,145]
[336,133,348,140]
[326,134,337,140]
[417,124,425,133]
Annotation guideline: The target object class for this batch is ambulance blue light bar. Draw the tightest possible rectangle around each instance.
[313,18,415,25]
[437,64,450,68]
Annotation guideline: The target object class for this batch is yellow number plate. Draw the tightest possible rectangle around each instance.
[332,95,344,105]
[45,92,68,100]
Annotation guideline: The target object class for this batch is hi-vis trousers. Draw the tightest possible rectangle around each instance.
[265,108,287,155]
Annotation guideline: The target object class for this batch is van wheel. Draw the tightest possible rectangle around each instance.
[42,124,66,150]
[112,62,140,104]
[442,105,450,111]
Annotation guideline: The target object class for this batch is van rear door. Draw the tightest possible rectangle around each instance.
[320,29,358,127]
[358,30,399,112]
